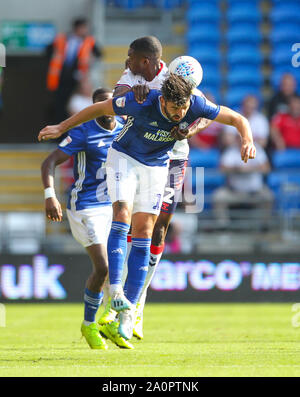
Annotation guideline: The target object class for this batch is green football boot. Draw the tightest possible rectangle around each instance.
[98,298,117,325]
[99,321,134,349]
[81,321,108,350]
[133,314,143,340]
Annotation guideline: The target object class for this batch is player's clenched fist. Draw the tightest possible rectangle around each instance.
[38,124,64,141]
[241,140,256,163]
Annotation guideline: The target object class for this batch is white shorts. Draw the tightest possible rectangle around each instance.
[66,206,112,247]
[106,147,169,215]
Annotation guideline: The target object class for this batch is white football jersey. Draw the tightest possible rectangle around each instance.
[115,61,190,160]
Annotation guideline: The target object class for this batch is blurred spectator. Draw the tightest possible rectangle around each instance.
[267,73,297,120]
[221,95,269,149]
[164,222,182,254]
[0,66,3,114]
[68,79,93,115]
[189,93,223,149]
[46,18,102,123]
[212,136,273,228]
[270,95,300,150]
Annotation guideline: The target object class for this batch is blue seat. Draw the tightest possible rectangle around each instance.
[270,44,297,66]
[227,0,260,4]
[148,0,185,8]
[225,87,261,109]
[270,23,300,45]
[227,67,263,87]
[114,0,146,8]
[226,24,262,45]
[272,150,300,169]
[270,4,300,24]
[201,67,221,87]
[187,24,221,45]
[227,4,262,24]
[187,3,221,23]
[267,171,300,210]
[227,45,263,66]
[188,44,221,65]
[189,148,220,168]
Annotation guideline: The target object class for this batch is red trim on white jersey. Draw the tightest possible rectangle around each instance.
[156,61,164,77]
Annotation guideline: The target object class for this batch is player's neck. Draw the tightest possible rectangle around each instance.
[96,118,116,131]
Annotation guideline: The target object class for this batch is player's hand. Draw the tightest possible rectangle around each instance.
[131,84,149,104]
[241,140,256,163]
[38,124,64,142]
[170,125,189,141]
[45,197,63,222]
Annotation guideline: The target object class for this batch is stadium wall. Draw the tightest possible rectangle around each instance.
[1,253,300,303]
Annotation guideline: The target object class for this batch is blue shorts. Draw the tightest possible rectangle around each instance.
[160,159,187,214]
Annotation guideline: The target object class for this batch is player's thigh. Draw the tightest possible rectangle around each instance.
[133,163,169,216]
[81,206,113,244]
[160,159,187,214]
[105,147,137,205]
[66,206,112,247]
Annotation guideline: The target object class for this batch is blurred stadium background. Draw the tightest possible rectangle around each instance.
[0,0,300,305]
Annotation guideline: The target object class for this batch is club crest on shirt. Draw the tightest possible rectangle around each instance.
[115,172,122,181]
[115,96,126,108]
[59,136,72,147]
[179,122,189,129]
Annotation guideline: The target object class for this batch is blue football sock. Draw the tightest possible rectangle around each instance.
[107,221,130,287]
[84,288,103,322]
[126,237,151,305]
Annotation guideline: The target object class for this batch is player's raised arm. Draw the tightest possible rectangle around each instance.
[214,105,256,163]
[38,98,115,141]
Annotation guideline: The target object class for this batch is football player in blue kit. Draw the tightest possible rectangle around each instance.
[38,74,256,341]
[41,88,134,350]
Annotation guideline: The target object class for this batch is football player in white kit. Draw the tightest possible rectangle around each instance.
[100,36,212,339]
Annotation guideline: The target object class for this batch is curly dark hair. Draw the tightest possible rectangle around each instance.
[161,73,193,107]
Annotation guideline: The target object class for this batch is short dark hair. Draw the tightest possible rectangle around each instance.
[161,73,193,107]
[92,88,112,103]
[129,36,162,58]
[73,18,87,30]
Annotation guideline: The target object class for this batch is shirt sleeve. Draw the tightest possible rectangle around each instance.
[112,91,143,117]
[115,69,136,89]
[58,127,86,156]
[191,95,221,120]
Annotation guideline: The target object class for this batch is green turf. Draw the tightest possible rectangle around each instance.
[0,303,300,377]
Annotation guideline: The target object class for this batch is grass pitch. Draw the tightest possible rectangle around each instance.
[0,303,300,377]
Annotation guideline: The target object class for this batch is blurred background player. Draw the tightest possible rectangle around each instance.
[46,17,102,124]
[38,74,256,341]
[40,88,133,350]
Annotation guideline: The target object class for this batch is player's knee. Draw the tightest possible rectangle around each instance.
[93,265,108,282]
[113,202,131,224]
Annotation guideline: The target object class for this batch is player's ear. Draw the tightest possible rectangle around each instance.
[142,57,150,67]
[160,96,165,107]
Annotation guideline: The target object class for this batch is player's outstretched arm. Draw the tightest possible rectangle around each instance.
[215,106,256,163]
[41,149,70,222]
[38,99,115,141]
